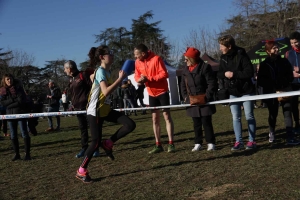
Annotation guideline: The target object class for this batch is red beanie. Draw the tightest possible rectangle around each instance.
[184,47,200,58]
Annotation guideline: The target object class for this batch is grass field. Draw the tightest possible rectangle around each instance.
[1,105,300,200]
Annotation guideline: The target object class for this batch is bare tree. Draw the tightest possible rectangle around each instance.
[183,26,220,59]
[225,0,300,50]
[4,48,35,67]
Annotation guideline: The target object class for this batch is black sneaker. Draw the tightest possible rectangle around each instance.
[287,139,300,145]
[101,139,115,160]
[12,154,21,161]
[75,170,93,183]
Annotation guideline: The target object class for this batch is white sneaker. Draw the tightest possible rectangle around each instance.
[269,132,274,143]
[191,144,202,152]
[207,143,215,151]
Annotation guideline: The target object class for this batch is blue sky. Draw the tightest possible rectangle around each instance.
[0,0,234,67]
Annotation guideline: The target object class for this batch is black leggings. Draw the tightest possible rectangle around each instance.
[192,115,215,144]
[80,110,136,168]
[266,98,293,138]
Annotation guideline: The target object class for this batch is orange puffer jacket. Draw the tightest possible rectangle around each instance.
[134,51,169,97]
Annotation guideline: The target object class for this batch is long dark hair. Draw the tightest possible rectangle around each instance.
[88,45,110,68]
[0,73,14,87]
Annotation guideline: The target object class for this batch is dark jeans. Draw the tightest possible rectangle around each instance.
[47,106,60,129]
[80,110,136,168]
[77,114,89,150]
[266,98,293,139]
[8,119,30,139]
[192,115,215,144]
[291,84,300,128]
[0,110,7,134]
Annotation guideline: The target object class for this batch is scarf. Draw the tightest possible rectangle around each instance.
[188,63,198,72]
[8,86,17,98]
[293,46,300,53]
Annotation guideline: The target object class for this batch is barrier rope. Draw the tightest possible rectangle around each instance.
[1,90,300,120]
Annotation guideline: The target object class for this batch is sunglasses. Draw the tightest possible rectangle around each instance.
[103,50,114,56]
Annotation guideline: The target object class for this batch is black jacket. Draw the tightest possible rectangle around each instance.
[217,46,254,97]
[68,70,92,110]
[257,55,293,94]
[181,60,217,117]
[47,86,62,107]
[0,81,28,115]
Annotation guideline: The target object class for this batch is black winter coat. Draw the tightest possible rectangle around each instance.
[217,46,254,97]
[47,86,62,107]
[257,56,293,94]
[181,60,217,117]
[0,82,28,115]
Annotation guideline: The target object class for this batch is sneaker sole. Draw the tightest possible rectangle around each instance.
[75,175,93,184]
[207,149,215,151]
[231,148,244,151]
[148,151,163,154]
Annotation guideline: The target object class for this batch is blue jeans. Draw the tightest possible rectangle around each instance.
[8,119,30,139]
[47,106,60,129]
[230,94,256,143]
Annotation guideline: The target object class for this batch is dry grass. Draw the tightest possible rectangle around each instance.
[1,106,300,200]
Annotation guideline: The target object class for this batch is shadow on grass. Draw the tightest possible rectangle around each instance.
[31,138,80,148]
[90,149,260,182]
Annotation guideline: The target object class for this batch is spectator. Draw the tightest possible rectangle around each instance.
[258,40,299,145]
[134,44,175,154]
[286,31,300,134]
[64,60,100,158]
[181,47,218,151]
[217,35,257,151]
[45,81,61,132]
[121,80,137,116]
[0,74,32,160]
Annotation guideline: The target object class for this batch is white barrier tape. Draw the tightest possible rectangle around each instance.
[115,90,300,111]
[1,90,300,119]
[0,111,86,120]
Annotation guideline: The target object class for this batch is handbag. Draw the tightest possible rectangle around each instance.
[184,76,206,105]
[276,91,292,102]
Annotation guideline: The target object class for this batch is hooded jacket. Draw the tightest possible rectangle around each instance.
[217,46,254,97]
[134,51,169,97]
